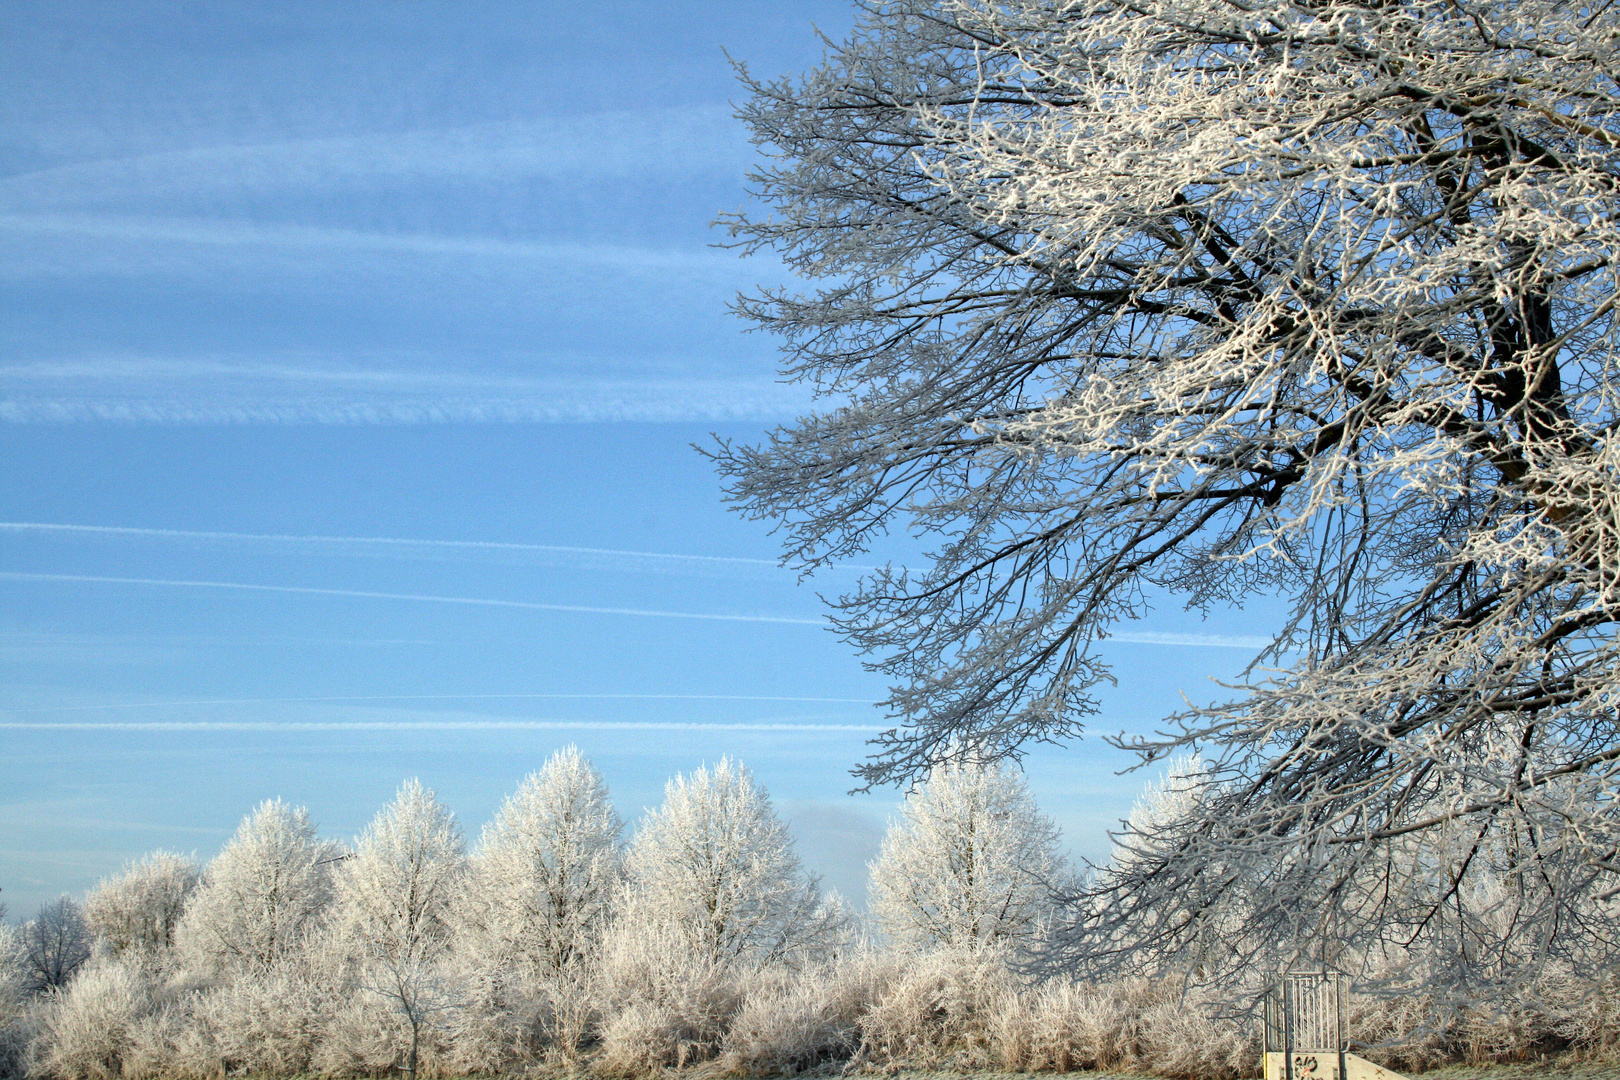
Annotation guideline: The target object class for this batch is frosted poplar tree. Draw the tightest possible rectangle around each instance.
[465,746,622,974]
[176,799,341,975]
[335,779,466,1080]
[716,0,1620,983]
[85,851,200,957]
[617,758,843,970]
[869,759,1066,949]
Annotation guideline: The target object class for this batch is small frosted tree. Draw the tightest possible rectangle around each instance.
[335,779,466,1080]
[869,759,1067,950]
[176,799,341,975]
[85,850,201,957]
[465,745,623,974]
[617,758,844,971]
[20,898,92,992]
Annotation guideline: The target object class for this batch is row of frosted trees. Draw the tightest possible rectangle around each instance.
[8,751,1617,1080]
[1,751,1088,1080]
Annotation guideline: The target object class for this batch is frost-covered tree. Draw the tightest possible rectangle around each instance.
[85,850,200,957]
[617,758,843,970]
[869,759,1066,949]
[177,799,341,975]
[465,746,622,974]
[717,0,1620,982]
[335,779,466,1080]
[20,898,92,992]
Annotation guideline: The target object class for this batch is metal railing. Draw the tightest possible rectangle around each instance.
[1263,971,1346,1080]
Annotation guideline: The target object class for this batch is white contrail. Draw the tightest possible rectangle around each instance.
[0,521,783,566]
[7,692,878,714]
[0,213,742,273]
[0,571,824,625]
[0,521,884,573]
[1107,630,1272,650]
[0,720,883,733]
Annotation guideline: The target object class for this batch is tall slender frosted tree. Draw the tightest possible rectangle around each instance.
[869,760,1066,949]
[617,758,843,970]
[464,746,623,974]
[335,779,466,1080]
[177,800,339,975]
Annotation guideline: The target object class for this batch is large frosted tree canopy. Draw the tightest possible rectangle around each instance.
[718,0,1620,973]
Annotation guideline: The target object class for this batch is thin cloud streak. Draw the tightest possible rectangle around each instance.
[0,521,885,574]
[0,571,825,625]
[1107,630,1272,650]
[0,720,884,733]
[0,213,739,273]
[9,692,878,714]
[0,565,1272,647]
[0,521,787,567]
[0,390,815,425]
[0,106,749,207]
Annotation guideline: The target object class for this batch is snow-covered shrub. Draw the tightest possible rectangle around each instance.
[989,978,1146,1072]
[716,950,895,1075]
[197,951,338,1075]
[596,918,739,1074]
[856,944,1019,1068]
[32,957,156,1080]
[0,923,31,1080]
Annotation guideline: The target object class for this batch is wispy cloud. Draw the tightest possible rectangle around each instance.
[0,521,787,567]
[0,362,819,424]
[0,720,883,733]
[0,520,882,578]
[7,692,877,715]
[0,213,741,274]
[0,391,813,425]
[0,106,750,212]
[1107,630,1273,650]
[0,571,824,625]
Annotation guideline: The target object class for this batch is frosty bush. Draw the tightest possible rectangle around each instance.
[0,923,30,1080]
[32,958,155,1080]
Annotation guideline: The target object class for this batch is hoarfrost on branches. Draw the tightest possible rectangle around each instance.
[462,745,623,976]
[616,758,845,971]
[716,0,1620,981]
[334,779,466,1080]
[84,850,200,958]
[176,799,340,975]
[19,898,92,993]
[868,759,1068,949]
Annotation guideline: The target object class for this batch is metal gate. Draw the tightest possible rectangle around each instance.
[1264,972,1346,1080]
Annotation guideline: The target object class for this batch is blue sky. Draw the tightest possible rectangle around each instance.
[0,1,1281,919]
